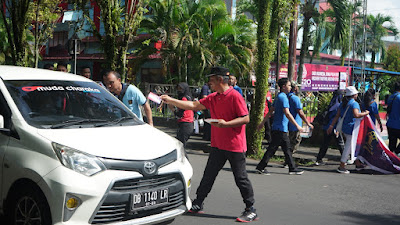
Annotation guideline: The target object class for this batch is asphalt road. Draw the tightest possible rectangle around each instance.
[172,150,400,225]
[1,150,399,225]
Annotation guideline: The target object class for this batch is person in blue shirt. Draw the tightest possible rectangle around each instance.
[327,86,369,174]
[362,88,383,132]
[315,90,345,165]
[256,78,305,175]
[103,71,153,126]
[229,75,243,96]
[386,82,400,155]
[287,82,313,153]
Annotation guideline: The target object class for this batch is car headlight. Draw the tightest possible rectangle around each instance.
[176,142,187,163]
[52,142,106,176]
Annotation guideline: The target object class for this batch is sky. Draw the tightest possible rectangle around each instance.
[368,0,400,31]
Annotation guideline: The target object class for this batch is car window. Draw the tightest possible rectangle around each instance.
[4,80,143,128]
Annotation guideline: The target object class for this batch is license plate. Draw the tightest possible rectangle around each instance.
[131,188,169,210]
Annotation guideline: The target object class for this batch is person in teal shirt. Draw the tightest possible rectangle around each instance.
[103,71,153,126]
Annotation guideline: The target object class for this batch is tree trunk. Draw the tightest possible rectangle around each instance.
[246,0,273,156]
[297,16,311,85]
[288,7,298,82]
[370,51,376,68]
[340,54,345,66]
[275,37,281,80]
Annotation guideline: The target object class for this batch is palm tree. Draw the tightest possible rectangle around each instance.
[318,0,362,66]
[297,0,347,84]
[365,13,398,68]
[138,0,256,84]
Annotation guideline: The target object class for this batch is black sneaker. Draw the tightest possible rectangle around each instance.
[288,168,304,175]
[255,168,270,175]
[236,207,259,222]
[315,159,325,166]
[188,200,204,214]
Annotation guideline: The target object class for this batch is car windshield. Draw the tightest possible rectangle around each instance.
[4,80,143,129]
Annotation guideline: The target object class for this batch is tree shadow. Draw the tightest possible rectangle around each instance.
[337,211,400,225]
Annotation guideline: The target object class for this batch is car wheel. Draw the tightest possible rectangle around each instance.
[8,186,52,225]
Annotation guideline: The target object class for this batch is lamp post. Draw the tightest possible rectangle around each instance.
[69,33,81,74]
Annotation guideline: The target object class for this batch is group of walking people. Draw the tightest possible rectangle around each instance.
[159,66,400,223]
[53,62,398,223]
[315,82,400,173]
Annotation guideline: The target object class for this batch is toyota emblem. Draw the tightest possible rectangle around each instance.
[143,161,157,175]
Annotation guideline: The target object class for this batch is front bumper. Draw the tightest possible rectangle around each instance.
[41,158,192,225]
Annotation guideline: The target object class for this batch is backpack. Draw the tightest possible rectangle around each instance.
[315,110,329,125]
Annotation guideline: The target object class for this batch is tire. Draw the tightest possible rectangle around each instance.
[7,185,52,225]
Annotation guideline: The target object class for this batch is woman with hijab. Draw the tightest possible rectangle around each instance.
[167,83,194,147]
[362,89,383,132]
[327,86,369,174]
[315,89,345,165]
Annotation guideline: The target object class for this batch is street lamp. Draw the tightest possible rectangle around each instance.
[68,33,81,74]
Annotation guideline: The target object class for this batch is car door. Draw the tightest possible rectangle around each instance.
[0,88,11,207]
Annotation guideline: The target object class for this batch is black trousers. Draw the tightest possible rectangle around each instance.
[256,130,297,171]
[195,148,255,208]
[202,110,211,141]
[177,122,193,147]
[388,127,400,154]
[264,118,271,143]
[316,130,345,161]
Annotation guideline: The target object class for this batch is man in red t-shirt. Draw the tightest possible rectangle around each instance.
[161,66,258,223]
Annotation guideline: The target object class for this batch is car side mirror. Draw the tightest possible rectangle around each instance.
[0,115,4,129]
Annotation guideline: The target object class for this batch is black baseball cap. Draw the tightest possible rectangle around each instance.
[206,66,230,78]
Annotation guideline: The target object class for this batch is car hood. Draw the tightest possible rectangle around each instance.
[37,124,180,160]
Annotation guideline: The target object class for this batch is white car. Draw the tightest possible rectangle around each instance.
[0,66,193,225]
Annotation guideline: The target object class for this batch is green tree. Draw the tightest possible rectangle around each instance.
[297,0,319,83]
[365,14,398,68]
[297,0,346,84]
[84,0,148,80]
[137,0,256,84]
[384,44,400,72]
[0,0,32,66]
[246,0,295,155]
[0,17,12,64]
[28,0,60,68]
[0,0,59,67]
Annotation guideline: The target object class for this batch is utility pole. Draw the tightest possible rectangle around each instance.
[352,0,367,90]
[360,0,367,90]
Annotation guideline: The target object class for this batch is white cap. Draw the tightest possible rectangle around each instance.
[345,86,359,96]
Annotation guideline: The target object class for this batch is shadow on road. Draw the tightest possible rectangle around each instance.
[338,211,400,225]
[182,212,236,220]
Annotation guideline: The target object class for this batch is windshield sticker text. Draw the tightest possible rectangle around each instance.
[22,86,101,93]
